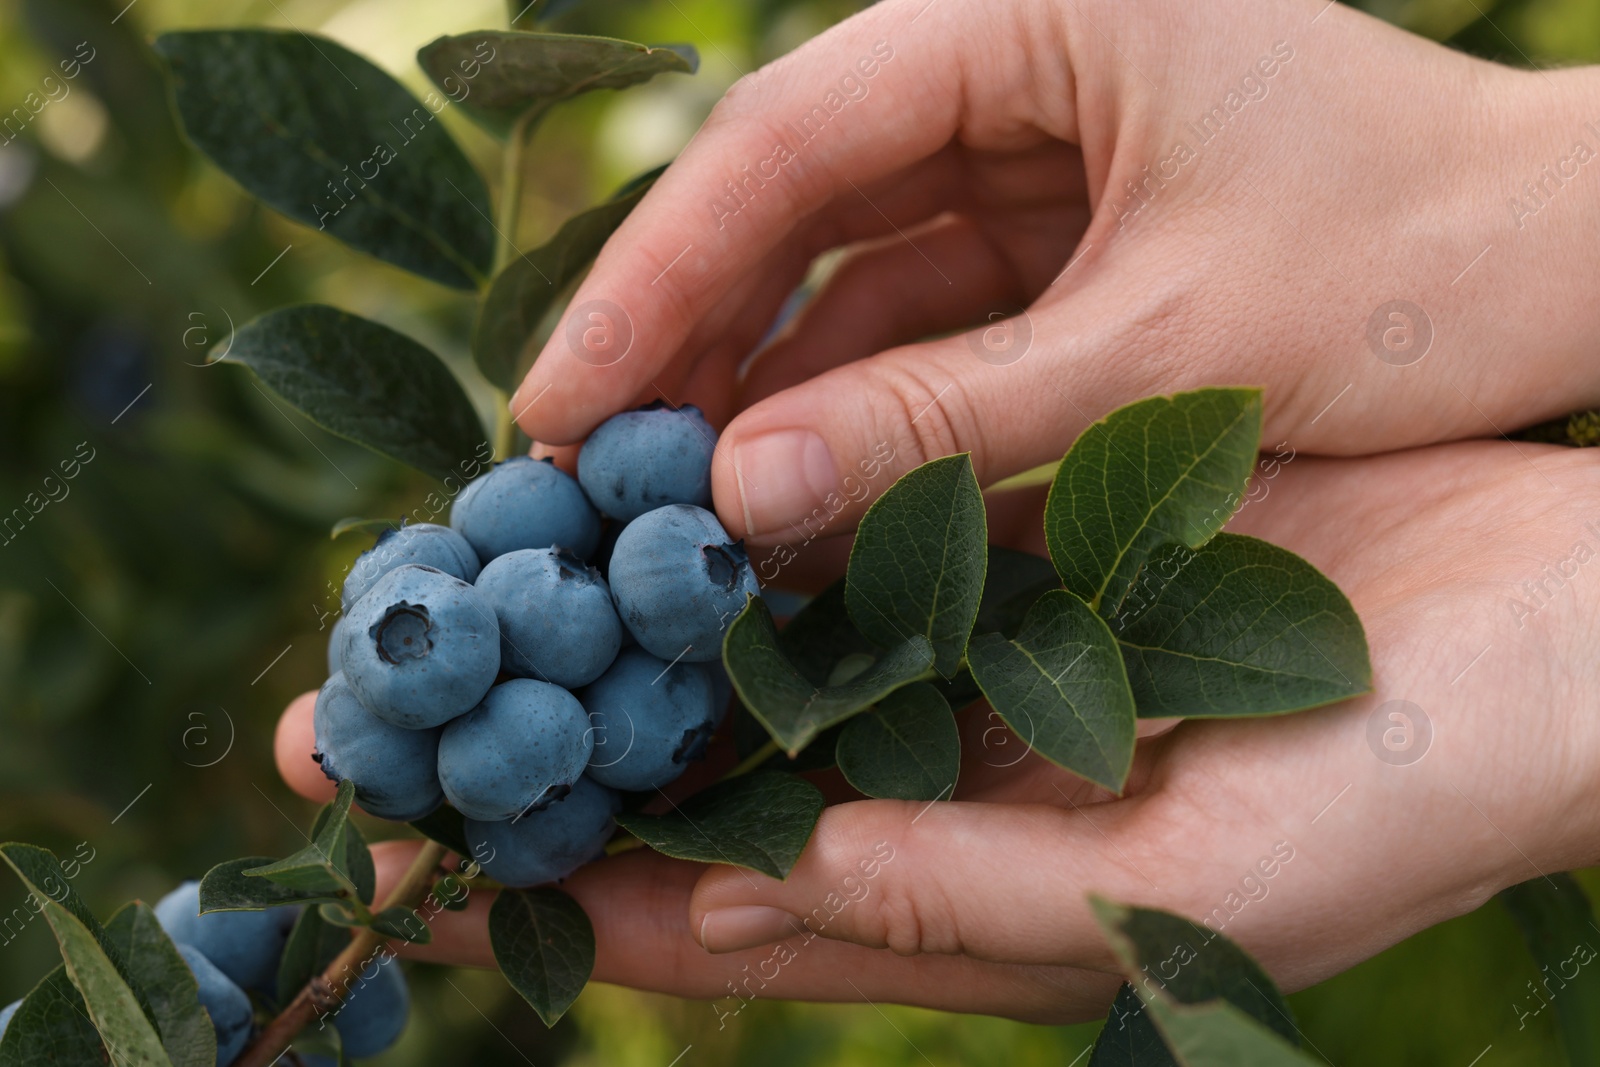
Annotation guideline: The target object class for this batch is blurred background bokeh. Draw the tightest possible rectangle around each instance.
[0,0,1596,1063]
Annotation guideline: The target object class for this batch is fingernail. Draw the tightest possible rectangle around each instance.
[731,430,837,538]
[698,906,804,954]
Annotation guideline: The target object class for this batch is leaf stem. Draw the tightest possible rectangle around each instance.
[234,840,449,1067]
[493,114,535,275]
[723,739,782,780]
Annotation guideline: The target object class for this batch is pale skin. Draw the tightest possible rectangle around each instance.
[276,0,1600,1023]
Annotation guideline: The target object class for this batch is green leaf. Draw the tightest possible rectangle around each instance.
[104,904,216,1067]
[419,32,696,138]
[967,590,1136,791]
[1092,985,1180,1066]
[277,906,351,1005]
[615,772,824,880]
[489,888,595,1027]
[975,546,1061,637]
[723,595,934,755]
[200,857,343,912]
[0,844,130,982]
[331,516,401,540]
[317,902,366,929]
[411,806,473,860]
[39,900,172,1066]
[434,873,474,911]
[1108,534,1371,718]
[317,802,378,906]
[247,781,372,904]
[1126,998,1320,1067]
[0,967,107,1067]
[732,705,841,772]
[932,669,985,713]
[0,843,168,1051]
[1091,897,1311,1067]
[472,169,662,391]
[1500,874,1600,1063]
[1044,388,1262,616]
[836,683,959,801]
[776,577,884,687]
[154,29,492,289]
[223,305,486,483]
[846,454,987,677]
[369,905,434,945]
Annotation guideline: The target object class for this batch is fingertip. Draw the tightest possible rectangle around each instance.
[275,690,334,804]
[528,440,581,476]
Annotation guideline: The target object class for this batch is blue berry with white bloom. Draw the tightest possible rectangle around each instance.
[451,456,600,563]
[437,679,594,821]
[173,943,253,1066]
[475,548,622,688]
[608,505,759,661]
[465,776,620,887]
[314,673,444,821]
[578,402,716,522]
[339,564,500,730]
[581,647,716,791]
[341,523,480,611]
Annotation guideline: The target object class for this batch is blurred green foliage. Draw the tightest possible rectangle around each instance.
[0,0,1594,1063]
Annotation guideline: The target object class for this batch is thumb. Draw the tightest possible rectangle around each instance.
[687,798,1145,968]
[711,283,1172,547]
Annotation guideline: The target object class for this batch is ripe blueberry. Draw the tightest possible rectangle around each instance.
[475,548,622,688]
[174,943,253,1066]
[314,673,444,822]
[581,647,716,791]
[326,614,346,676]
[341,523,480,611]
[577,402,716,521]
[331,958,409,1058]
[153,881,296,995]
[607,505,760,661]
[464,776,619,887]
[340,564,500,730]
[437,679,594,822]
[451,456,600,563]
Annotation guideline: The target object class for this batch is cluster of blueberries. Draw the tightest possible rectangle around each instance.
[318,403,757,887]
[0,405,757,1066]
[0,881,406,1065]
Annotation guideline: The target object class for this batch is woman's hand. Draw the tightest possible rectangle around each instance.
[277,440,1600,1021]
[508,0,1600,546]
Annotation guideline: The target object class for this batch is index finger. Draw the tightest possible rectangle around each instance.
[511,0,970,443]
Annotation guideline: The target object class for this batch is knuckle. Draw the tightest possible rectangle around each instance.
[706,68,771,129]
[873,359,982,471]
[807,803,963,957]
[868,877,962,956]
